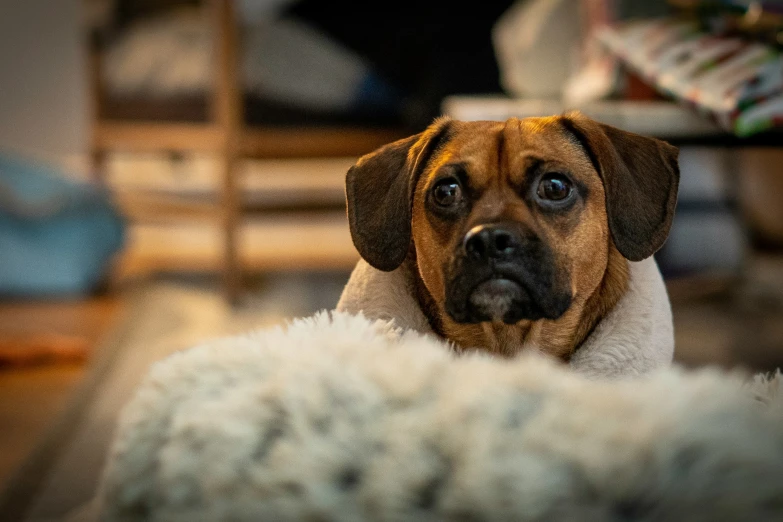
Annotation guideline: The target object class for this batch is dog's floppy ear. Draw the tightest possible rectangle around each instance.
[346,117,452,271]
[561,112,680,261]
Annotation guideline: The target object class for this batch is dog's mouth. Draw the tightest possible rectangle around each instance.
[447,271,571,325]
[468,277,525,324]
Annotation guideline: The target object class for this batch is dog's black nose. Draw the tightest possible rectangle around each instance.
[463,224,519,260]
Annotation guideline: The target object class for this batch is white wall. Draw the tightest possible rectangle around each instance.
[0,0,88,176]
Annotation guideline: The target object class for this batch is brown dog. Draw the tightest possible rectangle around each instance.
[345,113,679,359]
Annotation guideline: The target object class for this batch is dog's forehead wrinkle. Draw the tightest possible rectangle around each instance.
[497,124,506,184]
[423,150,458,182]
[485,119,525,186]
[501,118,523,180]
[553,119,598,170]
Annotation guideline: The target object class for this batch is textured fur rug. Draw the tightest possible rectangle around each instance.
[97,312,783,521]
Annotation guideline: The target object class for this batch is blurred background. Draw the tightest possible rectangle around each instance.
[0,0,782,519]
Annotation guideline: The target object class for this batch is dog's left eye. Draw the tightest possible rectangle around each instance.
[537,174,573,202]
[432,178,462,207]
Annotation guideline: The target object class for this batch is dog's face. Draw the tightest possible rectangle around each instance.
[411,118,609,325]
[346,113,678,353]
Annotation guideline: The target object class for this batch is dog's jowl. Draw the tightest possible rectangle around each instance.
[344,113,679,359]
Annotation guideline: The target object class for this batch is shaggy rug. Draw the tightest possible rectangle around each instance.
[99,313,783,521]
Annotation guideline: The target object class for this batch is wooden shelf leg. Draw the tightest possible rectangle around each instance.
[213,0,243,304]
[220,154,241,304]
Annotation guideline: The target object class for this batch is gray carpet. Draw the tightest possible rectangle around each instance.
[0,273,348,522]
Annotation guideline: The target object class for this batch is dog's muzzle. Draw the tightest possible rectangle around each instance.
[445,223,571,324]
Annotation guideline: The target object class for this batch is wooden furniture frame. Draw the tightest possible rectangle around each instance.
[89,0,405,302]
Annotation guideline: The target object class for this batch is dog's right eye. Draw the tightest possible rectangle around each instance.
[432,178,462,207]
[536,174,573,202]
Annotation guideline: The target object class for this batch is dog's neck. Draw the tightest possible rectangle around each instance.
[409,247,630,360]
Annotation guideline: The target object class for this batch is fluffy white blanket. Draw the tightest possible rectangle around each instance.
[97,312,783,521]
[338,256,674,378]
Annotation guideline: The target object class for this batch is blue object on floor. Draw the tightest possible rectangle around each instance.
[0,154,126,297]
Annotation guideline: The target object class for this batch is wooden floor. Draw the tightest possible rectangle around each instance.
[0,296,122,492]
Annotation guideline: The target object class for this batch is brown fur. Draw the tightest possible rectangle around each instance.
[345,114,678,359]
